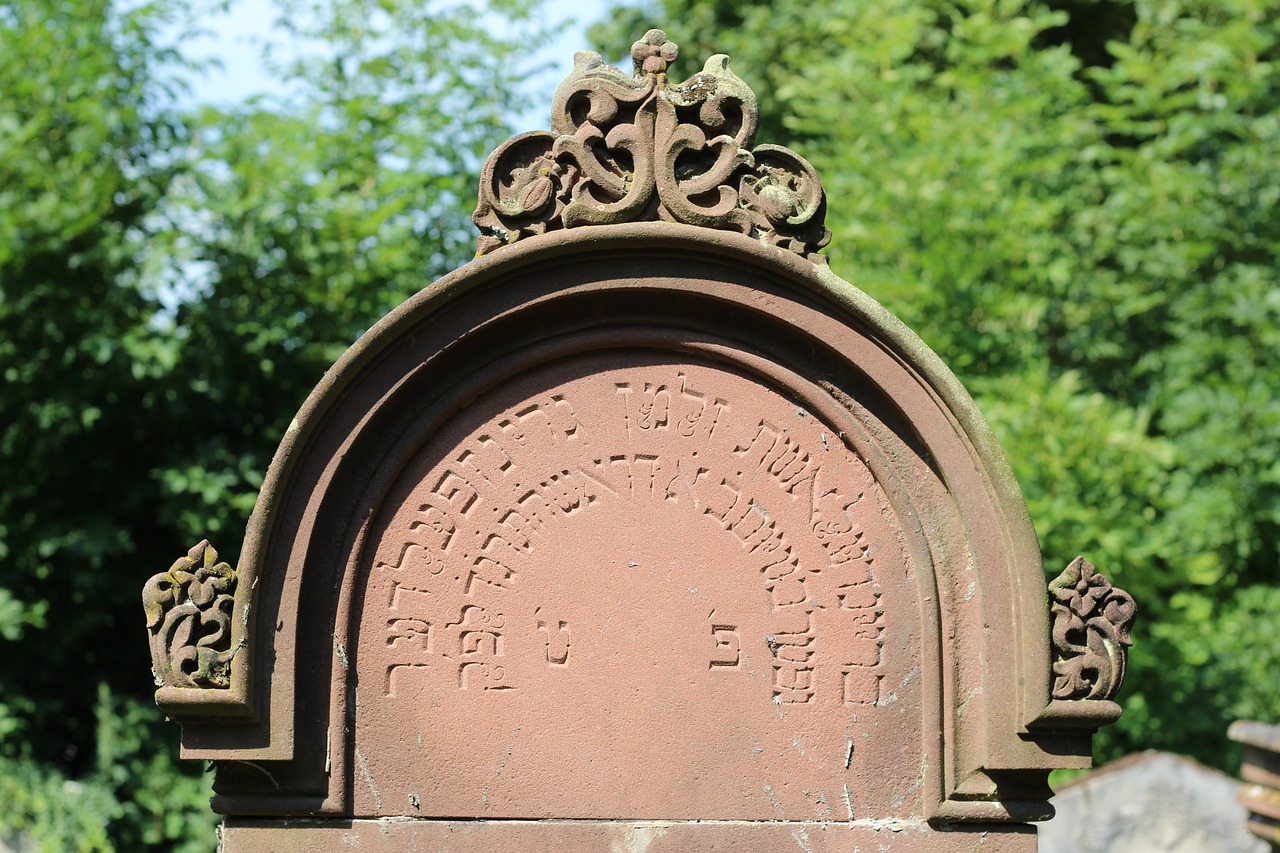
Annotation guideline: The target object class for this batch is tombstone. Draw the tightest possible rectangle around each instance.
[1039,751,1269,853]
[1231,720,1280,851]
[142,30,1136,852]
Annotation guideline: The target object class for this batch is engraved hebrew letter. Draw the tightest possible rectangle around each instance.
[734,420,782,467]
[545,394,582,440]
[496,509,536,553]
[468,434,513,476]
[842,667,882,705]
[459,661,512,691]
[541,470,586,516]
[631,454,658,499]
[663,458,708,504]
[695,475,741,525]
[376,501,456,575]
[636,382,670,430]
[433,469,479,516]
[387,618,432,653]
[616,383,635,436]
[769,610,817,703]
[448,606,514,691]
[710,624,741,668]
[467,555,516,594]
[536,612,571,666]
[774,663,816,704]
[413,502,456,549]
[836,581,881,622]
[386,663,431,698]
[496,416,531,450]
[388,580,434,611]
[516,489,554,534]
[735,419,813,493]
[675,372,728,438]
[764,432,812,493]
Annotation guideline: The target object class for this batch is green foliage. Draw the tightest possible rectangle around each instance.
[0,755,116,853]
[1,0,1274,845]
[1,0,543,848]
[153,0,544,554]
[93,685,216,852]
[977,367,1175,598]
[1,0,196,768]
[593,0,1280,767]
[0,685,213,853]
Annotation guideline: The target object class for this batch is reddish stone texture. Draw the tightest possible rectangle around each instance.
[148,224,1126,834]
[141,29,1138,850]
[354,355,919,821]
[472,29,829,261]
[219,819,1038,852]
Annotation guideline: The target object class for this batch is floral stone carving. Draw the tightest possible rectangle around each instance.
[473,29,831,261]
[143,540,238,689]
[1048,556,1136,701]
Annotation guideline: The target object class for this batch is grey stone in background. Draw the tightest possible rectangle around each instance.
[0,834,32,853]
[1040,751,1267,853]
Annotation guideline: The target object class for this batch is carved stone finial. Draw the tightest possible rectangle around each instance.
[631,28,679,77]
[1048,556,1136,701]
[473,29,831,261]
[143,540,238,689]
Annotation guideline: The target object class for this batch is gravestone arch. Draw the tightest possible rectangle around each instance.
[144,30,1132,852]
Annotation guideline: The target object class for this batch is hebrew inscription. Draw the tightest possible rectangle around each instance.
[709,621,740,669]
[364,372,888,704]
[354,356,915,820]
[536,610,571,666]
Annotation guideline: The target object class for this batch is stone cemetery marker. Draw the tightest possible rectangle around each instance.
[143,30,1135,852]
[1231,721,1280,850]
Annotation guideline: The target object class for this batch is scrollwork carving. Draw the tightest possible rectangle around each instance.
[1048,556,1135,701]
[142,540,238,689]
[474,29,830,261]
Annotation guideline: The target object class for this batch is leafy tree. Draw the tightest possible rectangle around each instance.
[0,0,216,847]
[592,0,1280,767]
[1,0,543,847]
[0,0,196,758]
[156,0,543,553]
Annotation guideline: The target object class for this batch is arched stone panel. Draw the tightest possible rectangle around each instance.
[153,227,1112,829]
[142,30,1136,850]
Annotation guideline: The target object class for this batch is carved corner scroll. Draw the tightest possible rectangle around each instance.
[474,29,831,262]
[1048,556,1135,701]
[143,540,239,690]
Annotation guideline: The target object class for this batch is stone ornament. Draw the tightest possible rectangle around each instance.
[1048,556,1135,701]
[142,28,1138,845]
[142,540,238,689]
[473,29,831,261]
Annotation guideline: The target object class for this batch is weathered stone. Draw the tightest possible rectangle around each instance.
[144,30,1134,850]
[219,818,1036,852]
[1231,720,1280,850]
[1049,556,1136,701]
[353,359,918,820]
[473,30,829,261]
[1039,751,1268,853]
[142,540,239,690]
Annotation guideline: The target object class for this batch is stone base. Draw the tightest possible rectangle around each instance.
[221,818,1036,852]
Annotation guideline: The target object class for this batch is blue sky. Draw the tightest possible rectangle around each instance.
[183,0,591,118]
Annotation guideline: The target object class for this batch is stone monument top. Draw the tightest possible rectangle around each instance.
[143,30,1134,852]
[473,28,829,261]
